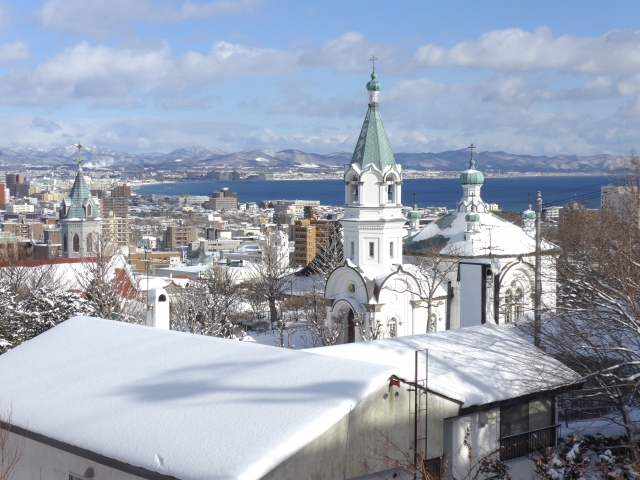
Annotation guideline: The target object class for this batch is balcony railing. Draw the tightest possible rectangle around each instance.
[499,424,560,461]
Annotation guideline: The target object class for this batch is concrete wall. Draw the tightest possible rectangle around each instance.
[7,430,144,480]
[262,382,460,480]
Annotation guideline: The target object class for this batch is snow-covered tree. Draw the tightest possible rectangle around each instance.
[0,285,96,354]
[245,230,291,325]
[521,152,640,462]
[171,266,245,339]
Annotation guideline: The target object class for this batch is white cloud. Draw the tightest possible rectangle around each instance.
[300,32,396,73]
[412,27,640,75]
[35,0,263,37]
[0,42,170,107]
[0,41,29,64]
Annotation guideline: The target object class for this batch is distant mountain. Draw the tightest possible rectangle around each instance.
[0,145,623,173]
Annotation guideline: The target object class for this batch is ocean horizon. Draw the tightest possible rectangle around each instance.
[134,175,612,212]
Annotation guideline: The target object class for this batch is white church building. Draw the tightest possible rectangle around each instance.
[324,70,440,342]
[324,71,556,344]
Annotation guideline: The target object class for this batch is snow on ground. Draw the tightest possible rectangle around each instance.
[0,317,397,480]
[247,323,320,348]
[563,409,640,439]
[308,323,580,409]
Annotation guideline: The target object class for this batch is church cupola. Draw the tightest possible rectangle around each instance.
[522,197,537,236]
[458,144,485,213]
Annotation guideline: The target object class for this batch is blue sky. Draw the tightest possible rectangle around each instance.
[0,0,639,155]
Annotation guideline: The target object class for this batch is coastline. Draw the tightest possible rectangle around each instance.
[132,171,611,192]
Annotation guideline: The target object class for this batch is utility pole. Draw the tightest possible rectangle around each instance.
[534,191,542,348]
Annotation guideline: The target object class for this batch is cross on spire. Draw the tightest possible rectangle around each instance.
[467,143,476,169]
[76,143,83,166]
[370,55,378,72]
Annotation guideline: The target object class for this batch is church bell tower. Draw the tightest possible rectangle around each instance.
[341,61,406,277]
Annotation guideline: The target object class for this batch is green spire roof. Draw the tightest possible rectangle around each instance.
[350,72,396,171]
[65,166,93,218]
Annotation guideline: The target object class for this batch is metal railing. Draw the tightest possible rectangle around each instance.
[499,424,560,461]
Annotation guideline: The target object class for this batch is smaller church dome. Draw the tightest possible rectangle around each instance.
[460,157,484,186]
[522,204,536,220]
[408,208,421,221]
[366,72,381,92]
[465,204,480,222]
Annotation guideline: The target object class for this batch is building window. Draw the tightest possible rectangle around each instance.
[388,317,397,337]
[389,242,394,259]
[63,234,67,253]
[73,234,80,253]
[86,233,93,253]
[350,241,354,259]
[503,284,524,324]
[387,183,393,202]
[353,184,359,203]
[86,204,92,217]
[368,242,374,259]
[500,398,557,461]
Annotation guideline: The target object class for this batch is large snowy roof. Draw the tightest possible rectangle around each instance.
[0,317,396,480]
[308,324,580,409]
[407,210,554,257]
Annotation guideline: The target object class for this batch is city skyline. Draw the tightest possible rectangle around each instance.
[0,1,638,156]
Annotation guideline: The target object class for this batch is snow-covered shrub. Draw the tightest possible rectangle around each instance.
[0,285,96,354]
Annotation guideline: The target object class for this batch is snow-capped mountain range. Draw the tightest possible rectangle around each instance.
[0,145,624,173]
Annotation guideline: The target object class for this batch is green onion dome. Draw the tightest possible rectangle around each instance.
[459,157,485,186]
[522,204,536,220]
[366,72,381,92]
[408,204,421,220]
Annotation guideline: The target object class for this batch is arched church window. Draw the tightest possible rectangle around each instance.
[73,234,80,253]
[353,184,359,203]
[86,204,92,217]
[504,289,513,324]
[63,234,67,253]
[387,183,393,202]
[86,233,93,253]
[514,288,523,320]
[388,317,397,338]
[347,282,356,294]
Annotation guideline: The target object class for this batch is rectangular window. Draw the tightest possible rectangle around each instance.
[369,242,374,258]
[350,241,354,258]
[390,242,394,259]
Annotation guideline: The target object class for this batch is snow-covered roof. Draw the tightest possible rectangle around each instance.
[308,323,579,409]
[407,211,554,257]
[0,317,396,480]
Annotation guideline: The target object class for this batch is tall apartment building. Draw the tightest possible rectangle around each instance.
[101,213,129,247]
[163,225,198,251]
[111,184,132,197]
[601,185,638,219]
[209,188,238,210]
[292,211,333,267]
[101,197,129,218]
[5,174,24,197]
[0,184,5,209]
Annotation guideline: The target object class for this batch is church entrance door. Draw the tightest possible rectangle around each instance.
[347,310,355,343]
